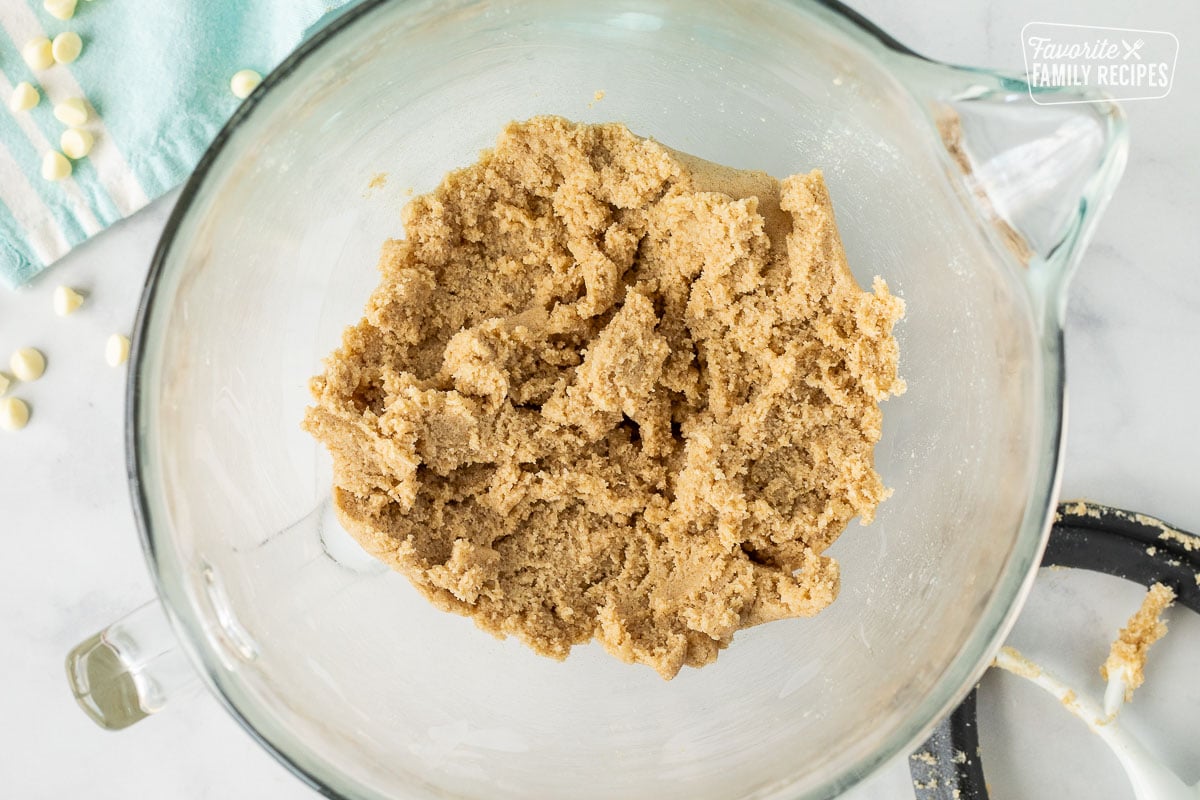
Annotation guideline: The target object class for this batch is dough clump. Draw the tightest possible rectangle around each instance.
[305,116,904,678]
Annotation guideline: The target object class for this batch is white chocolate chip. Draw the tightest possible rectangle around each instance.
[52,31,83,64]
[61,128,94,159]
[23,38,54,70]
[230,69,262,99]
[0,397,30,431]
[10,347,46,381]
[105,334,130,367]
[42,151,72,181]
[53,97,89,126]
[9,82,40,113]
[0,373,10,396]
[44,0,77,19]
[53,285,85,316]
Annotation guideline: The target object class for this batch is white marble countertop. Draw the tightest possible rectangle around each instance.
[1,0,1197,798]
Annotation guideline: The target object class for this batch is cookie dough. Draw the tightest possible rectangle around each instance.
[305,116,904,678]
[1101,582,1175,705]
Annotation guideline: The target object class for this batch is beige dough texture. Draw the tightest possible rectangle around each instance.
[304,116,905,679]
[1100,582,1175,703]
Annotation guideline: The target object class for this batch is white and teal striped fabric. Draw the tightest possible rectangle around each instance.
[0,0,353,288]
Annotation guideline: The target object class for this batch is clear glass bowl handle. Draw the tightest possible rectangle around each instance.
[66,601,195,730]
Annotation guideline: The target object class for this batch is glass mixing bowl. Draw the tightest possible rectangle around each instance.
[66,1,1127,798]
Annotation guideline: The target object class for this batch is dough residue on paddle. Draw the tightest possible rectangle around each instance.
[304,116,904,678]
[1100,582,1175,703]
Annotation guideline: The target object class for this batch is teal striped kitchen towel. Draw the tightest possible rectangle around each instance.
[0,0,354,288]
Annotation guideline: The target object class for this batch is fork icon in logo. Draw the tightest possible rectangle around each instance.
[1122,38,1145,60]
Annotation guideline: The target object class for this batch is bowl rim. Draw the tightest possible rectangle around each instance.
[126,1,1062,798]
